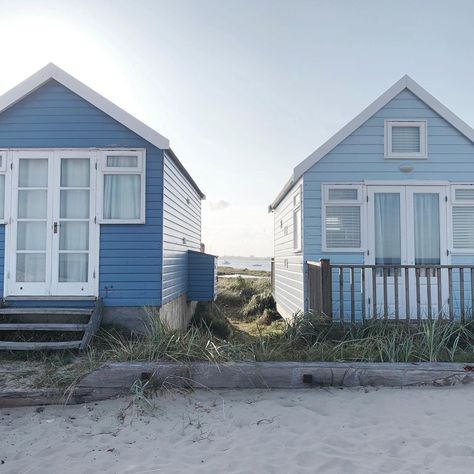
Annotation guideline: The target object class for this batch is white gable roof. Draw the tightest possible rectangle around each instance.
[269,75,474,211]
[0,62,170,150]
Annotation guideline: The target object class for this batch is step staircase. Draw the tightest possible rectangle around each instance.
[0,297,103,351]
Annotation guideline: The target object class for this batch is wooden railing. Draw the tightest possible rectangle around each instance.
[307,260,474,323]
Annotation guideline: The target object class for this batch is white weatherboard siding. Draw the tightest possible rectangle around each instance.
[273,178,304,318]
[162,153,202,304]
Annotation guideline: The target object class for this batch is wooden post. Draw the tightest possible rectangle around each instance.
[271,258,275,294]
[320,259,332,318]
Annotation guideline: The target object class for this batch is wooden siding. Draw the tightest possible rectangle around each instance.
[273,178,304,318]
[0,80,164,307]
[162,153,201,304]
[187,251,217,301]
[303,89,474,317]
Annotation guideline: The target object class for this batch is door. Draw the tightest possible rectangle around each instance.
[7,150,98,296]
[366,185,448,318]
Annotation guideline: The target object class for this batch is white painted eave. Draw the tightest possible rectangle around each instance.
[269,75,474,211]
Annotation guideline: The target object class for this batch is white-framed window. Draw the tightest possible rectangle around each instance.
[384,120,427,159]
[97,149,146,224]
[322,184,364,251]
[450,185,474,252]
[293,186,302,252]
[0,150,7,222]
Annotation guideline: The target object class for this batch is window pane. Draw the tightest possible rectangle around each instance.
[106,156,138,167]
[326,206,361,248]
[19,159,48,187]
[328,188,358,201]
[16,253,46,282]
[374,193,401,264]
[392,126,420,153]
[17,222,46,250]
[0,175,5,220]
[414,194,440,265]
[453,206,474,248]
[18,190,47,218]
[60,190,90,218]
[103,174,141,219]
[61,159,90,187]
[60,222,89,251]
[59,253,88,282]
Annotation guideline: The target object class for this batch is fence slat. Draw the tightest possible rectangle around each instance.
[426,270,432,321]
[383,268,388,320]
[448,267,453,321]
[339,267,344,324]
[350,267,355,325]
[415,268,421,322]
[361,268,366,323]
[405,267,410,323]
[372,269,377,320]
[437,268,442,320]
[471,269,474,321]
[394,268,399,322]
[460,268,465,323]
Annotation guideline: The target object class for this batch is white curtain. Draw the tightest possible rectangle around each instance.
[414,193,440,265]
[374,193,401,265]
[16,159,48,282]
[58,159,90,282]
[103,174,141,219]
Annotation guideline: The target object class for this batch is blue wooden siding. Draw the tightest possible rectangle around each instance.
[187,250,217,301]
[162,153,202,304]
[302,89,474,317]
[0,80,163,307]
[273,178,304,318]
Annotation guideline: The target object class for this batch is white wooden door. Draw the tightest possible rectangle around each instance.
[6,150,98,297]
[366,185,448,318]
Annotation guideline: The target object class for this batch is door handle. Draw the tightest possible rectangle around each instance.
[53,222,58,234]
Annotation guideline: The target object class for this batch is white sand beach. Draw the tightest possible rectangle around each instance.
[2,386,474,474]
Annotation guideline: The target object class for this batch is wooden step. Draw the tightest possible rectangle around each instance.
[0,340,83,350]
[0,323,88,331]
[0,308,93,315]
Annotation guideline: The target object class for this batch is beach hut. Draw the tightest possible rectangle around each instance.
[0,64,216,349]
[269,75,474,323]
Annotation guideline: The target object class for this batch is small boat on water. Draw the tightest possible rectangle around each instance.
[222,260,231,265]
[252,264,263,267]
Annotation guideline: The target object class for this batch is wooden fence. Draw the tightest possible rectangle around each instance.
[307,260,474,323]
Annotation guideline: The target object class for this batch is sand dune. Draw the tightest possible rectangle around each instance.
[2,385,474,473]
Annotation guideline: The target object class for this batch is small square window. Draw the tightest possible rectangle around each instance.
[385,121,427,159]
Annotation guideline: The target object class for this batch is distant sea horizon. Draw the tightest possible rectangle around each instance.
[218,256,271,272]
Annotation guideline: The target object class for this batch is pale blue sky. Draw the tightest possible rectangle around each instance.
[1,0,474,256]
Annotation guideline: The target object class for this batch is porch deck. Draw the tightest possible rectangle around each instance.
[308,260,474,323]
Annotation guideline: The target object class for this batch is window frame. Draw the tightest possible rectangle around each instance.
[293,186,302,253]
[449,184,474,254]
[322,184,365,252]
[384,120,427,159]
[0,150,9,224]
[97,149,146,224]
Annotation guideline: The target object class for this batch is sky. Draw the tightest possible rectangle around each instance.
[1,0,474,257]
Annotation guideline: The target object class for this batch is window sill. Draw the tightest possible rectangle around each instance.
[384,154,427,160]
[98,219,145,225]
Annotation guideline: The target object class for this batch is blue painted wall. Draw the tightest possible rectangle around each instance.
[299,88,474,318]
[0,80,163,307]
[187,250,217,301]
[162,153,202,304]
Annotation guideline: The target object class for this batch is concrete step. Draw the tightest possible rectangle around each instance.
[0,340,83,350]
[0,323,88,331]
[0,308,93,315]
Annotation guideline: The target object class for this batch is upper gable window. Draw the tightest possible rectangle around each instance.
[384,120,427,159]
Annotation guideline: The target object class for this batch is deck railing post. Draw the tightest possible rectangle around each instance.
[320,259,333,318]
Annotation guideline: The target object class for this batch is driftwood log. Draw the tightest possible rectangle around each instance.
[2,361,473,408]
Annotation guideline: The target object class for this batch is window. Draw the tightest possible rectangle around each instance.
[98,150,145,223]
[451,185,474,251]
[384,121,427,159]
[293,187,302,252]
[323,184,363,251]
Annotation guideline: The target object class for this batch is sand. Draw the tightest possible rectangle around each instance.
[2,385,474,473]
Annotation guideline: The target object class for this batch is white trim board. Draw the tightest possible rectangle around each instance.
[269,75,474,211]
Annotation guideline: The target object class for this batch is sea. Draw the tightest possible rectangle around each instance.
[217,257,271,272]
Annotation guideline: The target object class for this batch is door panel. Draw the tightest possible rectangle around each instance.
[366,185,448,319]
[6,150,98,297]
